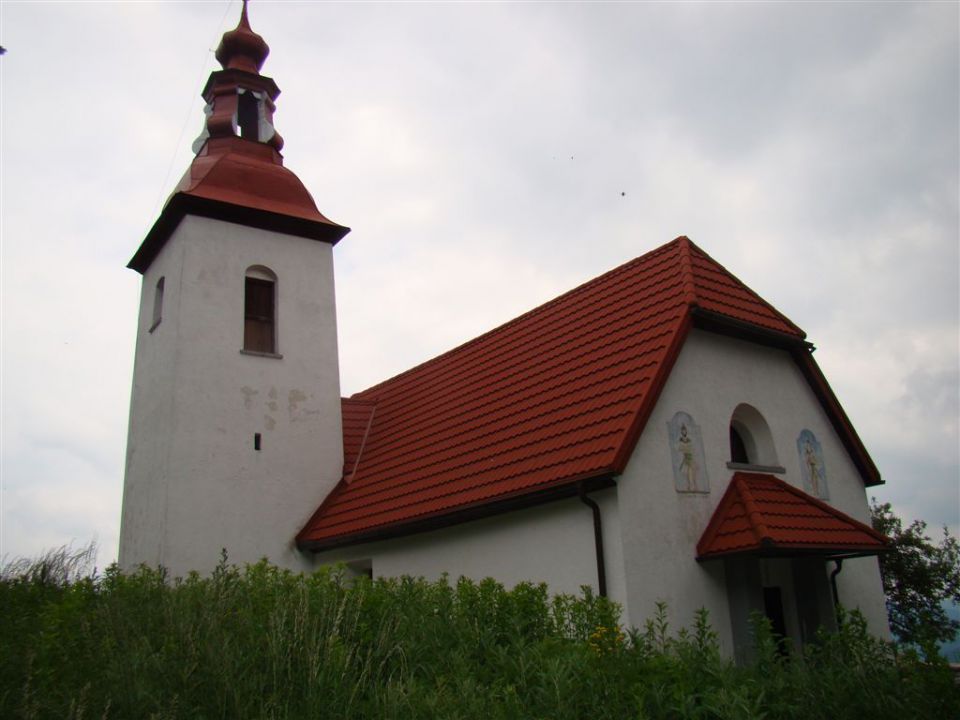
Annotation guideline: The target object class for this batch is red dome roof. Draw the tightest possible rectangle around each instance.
[175,137,335,225]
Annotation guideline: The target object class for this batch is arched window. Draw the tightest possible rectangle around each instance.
[729,425,750,464]
[244,266,277,354]
[150,276,165,332]
[728,403,779,468]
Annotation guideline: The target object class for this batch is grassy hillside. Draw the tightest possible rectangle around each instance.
[1,548,956,719]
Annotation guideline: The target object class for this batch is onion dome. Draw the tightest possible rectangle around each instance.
[215,0,270,74]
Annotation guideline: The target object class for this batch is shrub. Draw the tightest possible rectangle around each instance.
[0,553,956,719]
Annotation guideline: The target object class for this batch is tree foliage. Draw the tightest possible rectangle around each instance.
[870,500,960,647]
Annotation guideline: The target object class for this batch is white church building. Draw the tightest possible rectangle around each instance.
[119,4,890,657]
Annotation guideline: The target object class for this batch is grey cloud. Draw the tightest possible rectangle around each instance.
[0,1,955,566]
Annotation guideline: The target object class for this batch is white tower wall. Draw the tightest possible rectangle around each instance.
[119,214,343,577]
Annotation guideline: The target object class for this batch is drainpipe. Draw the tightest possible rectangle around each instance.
[829,559,844,627]
[578,483,607,598]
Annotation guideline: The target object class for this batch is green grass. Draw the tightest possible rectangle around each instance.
[1,546,956,719]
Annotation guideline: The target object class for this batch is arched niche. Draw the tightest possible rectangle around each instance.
[727,403,783,471]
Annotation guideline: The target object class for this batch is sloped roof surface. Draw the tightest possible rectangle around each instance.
[697,472,888,559]
[173,137,339,226]
[299,237,818,548]
[341,398,376,480]
[685,243,805,337]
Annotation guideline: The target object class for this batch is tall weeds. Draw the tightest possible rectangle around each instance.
[1,550,955,719]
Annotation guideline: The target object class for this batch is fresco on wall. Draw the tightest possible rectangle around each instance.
[797,429,828,499]
[668,411,709,493]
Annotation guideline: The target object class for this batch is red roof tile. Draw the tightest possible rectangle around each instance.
[685,242,805,337]
[340,398,377,481]
[298,237,872,550]
[697,473,888,559]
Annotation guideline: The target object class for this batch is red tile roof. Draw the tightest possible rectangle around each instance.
[697,472,888,559]
[685,242,805,337]
[298,237,875,550]
[340,398,376,481]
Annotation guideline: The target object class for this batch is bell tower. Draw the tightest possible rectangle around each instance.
[119,2,349,576]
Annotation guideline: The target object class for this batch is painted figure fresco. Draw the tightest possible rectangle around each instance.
[797,429,828,499]
[668,412,709,493]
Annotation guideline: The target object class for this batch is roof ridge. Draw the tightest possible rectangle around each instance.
[353,240,681,399]
[675,235,699,306]
[694,478,736,557]
[735,473,772,546]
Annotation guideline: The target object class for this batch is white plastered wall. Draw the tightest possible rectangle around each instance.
[119,214,344,577]
[616,329,890,653]
[312,488,630,615]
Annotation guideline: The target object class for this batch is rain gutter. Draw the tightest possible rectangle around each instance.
[578,482,607,598]
[830,559,844,627]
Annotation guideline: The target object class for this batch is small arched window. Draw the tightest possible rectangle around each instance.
[729,425,750,464]
[728,403,779,468]
[244,266,277,354]
[150,276,165,332]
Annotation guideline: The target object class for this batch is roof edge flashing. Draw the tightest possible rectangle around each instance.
[298,475,617,553]
[128,193,350,274]
[691,307,811,350]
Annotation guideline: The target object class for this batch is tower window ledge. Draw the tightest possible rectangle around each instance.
[240,349,284,360]
[726,461,786,474]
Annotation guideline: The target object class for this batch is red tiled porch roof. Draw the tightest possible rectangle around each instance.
[697,472,888,560]
[298,237,879,551]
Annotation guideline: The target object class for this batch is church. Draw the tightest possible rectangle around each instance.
[119,3,890,658]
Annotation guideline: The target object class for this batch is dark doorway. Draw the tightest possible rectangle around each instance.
[763,586,789,655]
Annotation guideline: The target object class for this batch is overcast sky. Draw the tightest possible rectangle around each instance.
[1,0,957,571]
